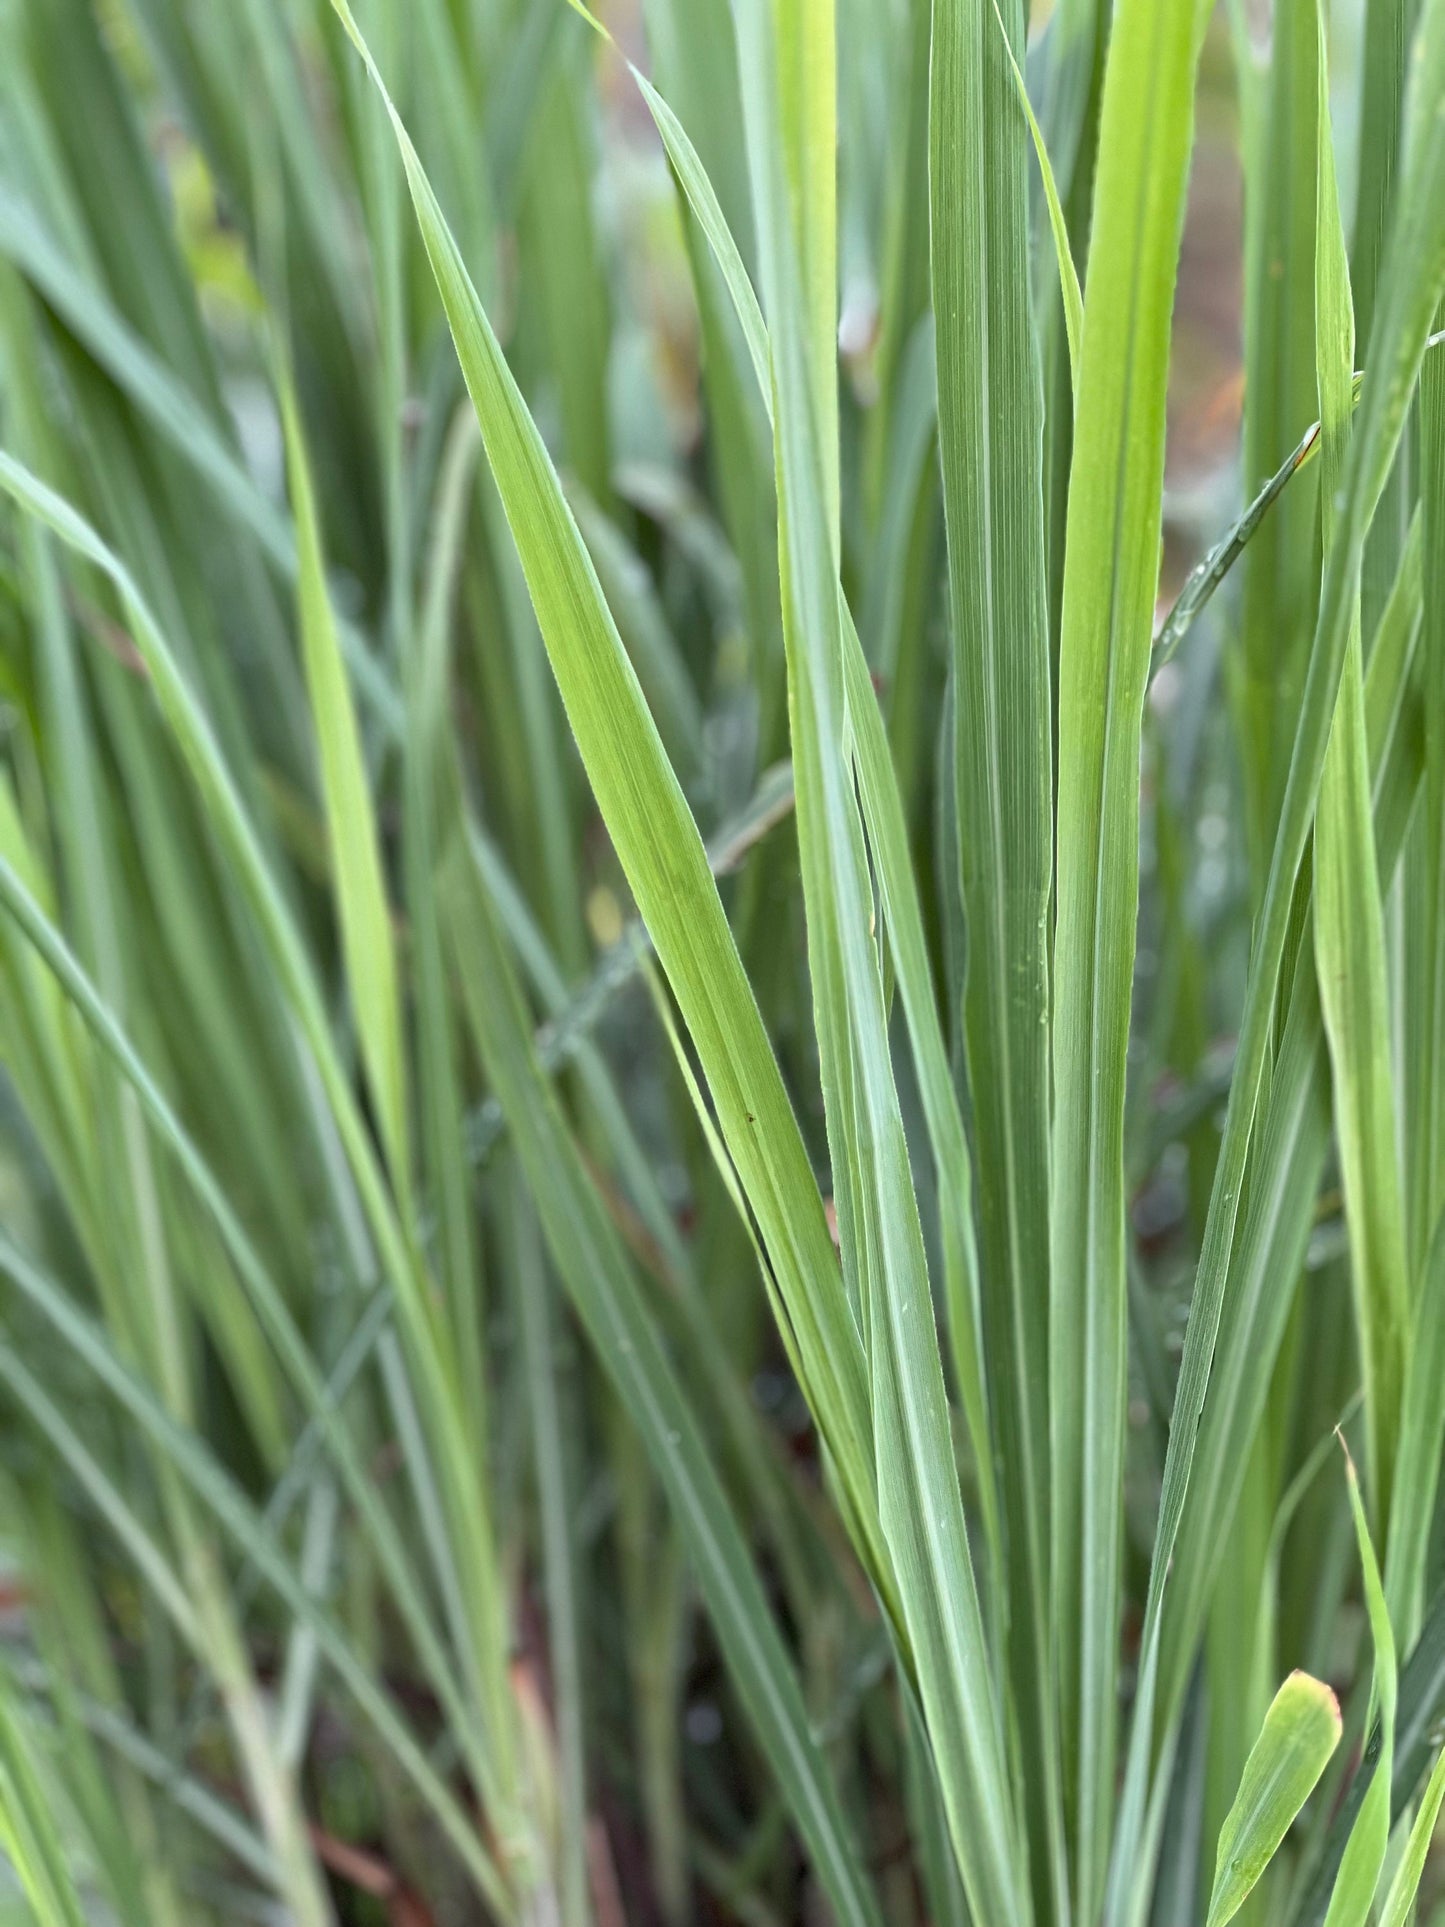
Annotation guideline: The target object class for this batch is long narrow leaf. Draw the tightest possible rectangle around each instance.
[1311,0,1409,1528]
[930,0,1061,1909]
[1049,0,1209,1909]
[1321,1448,1396,1927]
[1376,1738,1445,1927]
[280,366,409,1189]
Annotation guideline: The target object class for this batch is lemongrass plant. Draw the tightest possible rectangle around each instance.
[0,0,1443,1920]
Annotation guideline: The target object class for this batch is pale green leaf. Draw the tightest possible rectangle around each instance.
[1206,1671,1342,1927]
[279,366,409,1190]
[1322,1445,1397,1927]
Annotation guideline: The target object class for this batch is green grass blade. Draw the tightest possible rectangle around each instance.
[1231,0,1322,892]
[1409,300,1445,1288]
[279,364,409,1192]
[1385,1209,1445,1641]
[405,403,489,1434]
[1206,1671,1342,1927]
[516,32,612,507]
[631,66,770,401]
[1352,0,1415,637]
[507,1189,589,1927]
[9,0,1445,1912]
[841,614,999,1579]
[569,482,706,781]
[1351,0,1413,358]
[628,0,787,758]
[773,0,838,534]
[1376,1737,1445,1927]
[991,0,1083,393]
[1049,0,1209,1909]
[1310,0,1409,1531]
[929,0,1060,1909]
[1321,1447,1396,1927]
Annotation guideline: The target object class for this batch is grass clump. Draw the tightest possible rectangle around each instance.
[0,0,1444,1920]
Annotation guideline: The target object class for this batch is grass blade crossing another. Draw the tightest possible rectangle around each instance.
[442,829,884,1927]
[1310,0,1409,1531]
